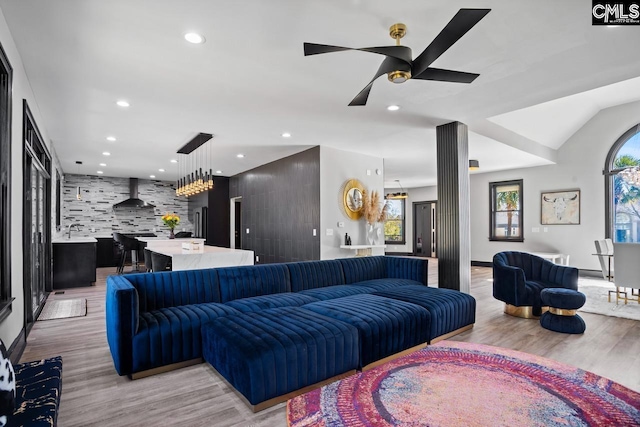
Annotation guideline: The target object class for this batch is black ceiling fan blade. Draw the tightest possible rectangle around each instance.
[411,8,490,78]
[412,67,479,83]
[348,57,406,106]
[304,43,412,63]
[304,43,351,56]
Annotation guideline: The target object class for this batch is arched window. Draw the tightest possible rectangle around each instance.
[605,124,640,242]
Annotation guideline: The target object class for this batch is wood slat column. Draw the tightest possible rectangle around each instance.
[436,121,471,293]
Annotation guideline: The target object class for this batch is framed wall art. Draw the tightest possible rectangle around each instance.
[541,189,580,225]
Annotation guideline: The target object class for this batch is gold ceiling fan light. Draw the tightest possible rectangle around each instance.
[387,70,411,83]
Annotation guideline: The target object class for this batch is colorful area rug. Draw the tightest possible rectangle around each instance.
[287,341,640,426]
[37,298,87,321]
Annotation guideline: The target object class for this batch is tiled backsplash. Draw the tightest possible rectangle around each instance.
[61,174,192,237]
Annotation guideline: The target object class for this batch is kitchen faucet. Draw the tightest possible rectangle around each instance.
[67,223,81,239]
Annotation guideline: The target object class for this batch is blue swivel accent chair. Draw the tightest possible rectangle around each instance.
[493,251,579,318]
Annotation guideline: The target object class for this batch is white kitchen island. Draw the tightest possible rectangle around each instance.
[136,237,206,249]
[148,245,254,271]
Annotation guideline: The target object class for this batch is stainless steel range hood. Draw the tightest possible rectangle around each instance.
[113,178,155,209]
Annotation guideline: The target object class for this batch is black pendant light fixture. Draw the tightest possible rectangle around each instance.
[175,133,215,197]
[386,179,408,199]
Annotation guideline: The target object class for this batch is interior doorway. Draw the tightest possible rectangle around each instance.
[413,201,437,257]
[230,197,242,249]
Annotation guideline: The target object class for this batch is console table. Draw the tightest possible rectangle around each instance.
[339,244,386,257]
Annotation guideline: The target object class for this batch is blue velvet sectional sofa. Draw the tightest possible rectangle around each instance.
[106,256,476,409]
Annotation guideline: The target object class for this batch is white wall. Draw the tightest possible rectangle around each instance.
[384,186,438,254]
[320,146,384,260]
[471,101,640,270]
[0,7,54,347]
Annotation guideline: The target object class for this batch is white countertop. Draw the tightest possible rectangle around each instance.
[137,237,205,243]
[148,245,254,271]
[150,246,250,256]
[340,245,386,249]
[53,237,98,243]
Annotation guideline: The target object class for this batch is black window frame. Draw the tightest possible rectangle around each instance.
[0,41,13,324]
[384,197,406,245]
[489,179,524,242]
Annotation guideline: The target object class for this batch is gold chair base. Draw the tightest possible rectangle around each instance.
[549,307,577,316]
[504,304,549,319]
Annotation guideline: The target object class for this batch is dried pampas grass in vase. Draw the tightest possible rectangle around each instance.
[362,190,388,245]
[362,190,388,224]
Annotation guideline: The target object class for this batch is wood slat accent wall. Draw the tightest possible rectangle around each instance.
[229,147,320,264]
[436,121,471,293]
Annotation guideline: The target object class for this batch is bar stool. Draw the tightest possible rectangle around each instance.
[143,248,153,272]
[113,233,140,274]
[151,252,172,272]
[112,233,126,274]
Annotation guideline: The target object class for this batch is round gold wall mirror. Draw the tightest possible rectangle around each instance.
[342,179,365,220]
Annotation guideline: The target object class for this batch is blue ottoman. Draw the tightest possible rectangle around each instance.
[540,288,586,334]
[373,285,476,342]
[302,294,430,368]
[201,306,359,410]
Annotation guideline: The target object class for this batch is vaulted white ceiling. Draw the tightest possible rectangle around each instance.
[1,0,639,188]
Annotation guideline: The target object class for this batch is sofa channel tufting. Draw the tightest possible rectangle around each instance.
[106,256,476,409]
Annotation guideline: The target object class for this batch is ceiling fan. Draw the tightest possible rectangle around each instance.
[303,8,491,106]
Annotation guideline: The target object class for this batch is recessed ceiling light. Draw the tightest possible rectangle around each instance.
[150,175,156,179]
[102,152,111,156]
[106,136,116,142]
[116,100,130,107]
[237,154,245,158]
[99,163,106,167]
[184,33,205,44]
[282,132,291,138]
[158,168,165,172]
[170,159,178,163]
[215,170,222,174]
[387,105,400,111]
[97,171,103,174]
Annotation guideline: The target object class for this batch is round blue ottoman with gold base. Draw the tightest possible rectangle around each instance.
[540,288,586,334]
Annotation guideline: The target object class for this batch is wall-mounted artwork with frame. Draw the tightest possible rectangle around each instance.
[541,189,580,225]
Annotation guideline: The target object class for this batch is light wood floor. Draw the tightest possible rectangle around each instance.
[20,261,640,426]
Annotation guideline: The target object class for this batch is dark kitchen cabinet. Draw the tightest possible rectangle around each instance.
[96,237,119,267]
[53,242,97,289]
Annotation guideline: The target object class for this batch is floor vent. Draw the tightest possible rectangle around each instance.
[54,291,65,295]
